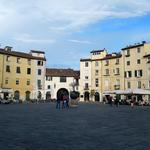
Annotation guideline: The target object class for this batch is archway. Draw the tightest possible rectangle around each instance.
[95,92,100,102]
[14,90,20,100]
[84,91,90,101]
[46,91,51,100]
[37,91,42,100]
[57,88,69,100]
[26,91,31,101]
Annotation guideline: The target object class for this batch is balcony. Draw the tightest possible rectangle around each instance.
[38,85,42,90]
[114,85,120,90]
[84,87,89,90]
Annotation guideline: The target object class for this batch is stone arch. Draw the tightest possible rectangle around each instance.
[57,88,69,100]
[14,90,20,100]
[46,91,51,100]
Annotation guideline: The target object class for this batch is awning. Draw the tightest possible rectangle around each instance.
[0,88,13,93]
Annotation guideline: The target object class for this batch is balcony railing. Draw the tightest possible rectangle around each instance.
[114,85,120,90]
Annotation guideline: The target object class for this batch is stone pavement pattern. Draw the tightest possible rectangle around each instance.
[0,103,150,150]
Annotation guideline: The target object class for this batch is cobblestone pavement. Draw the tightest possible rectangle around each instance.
[0,103,150,150]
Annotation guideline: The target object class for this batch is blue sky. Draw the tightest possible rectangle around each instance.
[0,0,150,69]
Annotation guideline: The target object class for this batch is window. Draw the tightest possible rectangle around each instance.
[95,61,99,67]
[137,81,141,88]
[85,62,88,67]
[17,58,21,63]
[95,78,99,87]
[105,60,109,66]
[95,70,99,75]
[16,67,21,73]
[37,80,42,89]
[6,56,10,61]
[38,69,41,75]
[46,76,53,81]
[85,83,89,89]
[127,61,130,66]
[47,85,51,89]
[148,68,150,76]
[6,65,10,72]
[85,76,88,79]
[115,68,120,75]
[16,79,19,85]
[147,56,150,63]
[114,79,120,90]
[27,80,30,85]
[125,71,132,78]
[105,69,109,75]
[37,61,43,66]
[5,78,8,84]
[27,68,31,74]
[127,82,131,88]
[148,81,150,88]
[137,59,141,64]
[126,49,130,56]
[137,47,141,53]
[60,77,66,82]
[116,58,119,64]
[135,70,143,77]
[27,59,31,65]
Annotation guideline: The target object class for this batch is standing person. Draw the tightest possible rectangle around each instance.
[66,95,69,108]
[56,99,61,109]
[131,96,135,108]
[62,95,66,109]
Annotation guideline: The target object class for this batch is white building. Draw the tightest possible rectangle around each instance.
[45,68,79,100]
[30,50,46,100]
[79,58,92,101]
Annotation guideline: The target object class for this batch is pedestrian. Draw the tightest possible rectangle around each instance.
[56,99,61,109]
[62,95,66,109]
[131,96,135,108]
[66,95,69,108]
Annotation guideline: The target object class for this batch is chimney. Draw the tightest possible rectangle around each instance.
[142,41,146,44]
[4,46,12,51]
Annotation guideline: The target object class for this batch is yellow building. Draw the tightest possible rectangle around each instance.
[80,41,150,102]
[101,53,124,93]
[0,46,46,101]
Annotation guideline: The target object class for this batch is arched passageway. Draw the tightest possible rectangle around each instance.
[57,88,69,100]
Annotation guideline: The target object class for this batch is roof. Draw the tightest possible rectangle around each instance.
[0,48,46,61]
[100,53,122,60]
[30,50,45,54]
[121,43,144,50]
[46,68,80,78]
[90,49,106,53]
[80,58,91,62]
[143,54,150,57]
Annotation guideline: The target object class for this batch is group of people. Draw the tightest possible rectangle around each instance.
[56,95,69,109]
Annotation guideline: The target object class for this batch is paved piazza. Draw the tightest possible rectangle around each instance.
[0,103,150,150]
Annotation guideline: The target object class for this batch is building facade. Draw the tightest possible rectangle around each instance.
[45,68,79,100]
[80,41,150,102]
[0,46,46,101]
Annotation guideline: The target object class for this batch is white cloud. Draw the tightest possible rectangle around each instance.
[0,0,150,35]
[68,39,92,44]
[14,33,55,44]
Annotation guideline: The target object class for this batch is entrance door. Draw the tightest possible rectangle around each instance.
[95,92,100,102]
[46,92,51,100]
[26,91,31,101]
[14,91,20,100]
[84,91,90,101]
